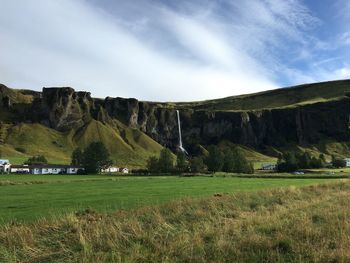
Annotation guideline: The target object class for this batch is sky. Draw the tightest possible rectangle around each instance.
[0,0,350,101]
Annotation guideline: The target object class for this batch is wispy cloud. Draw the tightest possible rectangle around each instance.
[0,0,346,101]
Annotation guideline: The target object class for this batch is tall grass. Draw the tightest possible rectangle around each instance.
[0,182,350,262]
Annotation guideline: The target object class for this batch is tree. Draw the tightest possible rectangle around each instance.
[231,147,254,174]
[277,152,298,172]
[205,146,224,172]
[310,156,323,168]
[319,154,326,167]
[297,152,311,169]
[147,156,159,172]
[176,152,188,172]
[158,148,174,173]
[189,156,207,173]
[71,148,84,166]
[83,142,112,174]
[25,155,48,165]
[222,148,235,172]
[332,155,346,168]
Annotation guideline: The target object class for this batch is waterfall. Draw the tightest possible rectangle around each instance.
[176,110,188,154]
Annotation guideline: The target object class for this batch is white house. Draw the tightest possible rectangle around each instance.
[344,158,350,167]
[101,166,120,173]
[0,159,11,174]
[30,165,84,175]
[101,166,129,174]
[10,165,30,174]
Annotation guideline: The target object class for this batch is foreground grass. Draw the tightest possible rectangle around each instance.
[0,175,337,223]
[0,181,349,262]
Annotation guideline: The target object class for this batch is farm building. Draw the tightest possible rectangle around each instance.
[30,165,84,175]
[10,165,30,174]
[0,159,11,174]
[101,167,129,174]
[101,166,120,173]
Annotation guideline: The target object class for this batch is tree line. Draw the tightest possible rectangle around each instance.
[147,145,254,174]
[277,151,347,172]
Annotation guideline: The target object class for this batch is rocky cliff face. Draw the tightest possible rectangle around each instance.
[41,88,94,130]
[102,95,350,152]
[2,85,350,153]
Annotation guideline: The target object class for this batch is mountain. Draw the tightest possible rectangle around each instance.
[1,79,350,166]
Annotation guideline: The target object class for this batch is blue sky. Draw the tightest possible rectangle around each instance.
[0,0,350,101]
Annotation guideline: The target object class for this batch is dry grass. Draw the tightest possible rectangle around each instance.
[1,182,350,262]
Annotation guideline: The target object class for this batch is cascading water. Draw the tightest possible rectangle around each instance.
[176,110,188,154]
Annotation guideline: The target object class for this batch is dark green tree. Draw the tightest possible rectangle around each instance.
[158,148,174,173]
[297,152,311,169]
[83,142,112,174]
[71,148,84,166]
[176,152,188,172]
[232,147,254,174]
[332,155,346,168]
[319,154,326,167]
[205,146,224,172]
[25,155,48,165]
[147,156,159,172]
[310,156,323,168]
[189,156,207,173]
[222,148,235,172]
[277,152,298,172]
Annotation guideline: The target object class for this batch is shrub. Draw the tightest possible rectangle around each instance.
[15,147,26,153]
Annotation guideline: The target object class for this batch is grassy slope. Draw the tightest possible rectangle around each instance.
[1,121,163,167]
[0,181,349,262]
[0,84,33,104]
[0,175,338,223]
[175,79,350,111]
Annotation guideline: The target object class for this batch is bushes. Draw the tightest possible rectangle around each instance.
[24,155,48,165]
[15,147,26,153]
[332,155,346,168]
[277,152,326,172]
[206,146,254,174]
[146,145,254,174]
[146,148,175,173]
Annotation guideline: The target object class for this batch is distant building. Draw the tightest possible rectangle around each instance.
[0,159,11,174]
[101,166,120,173]
[10,165,30,174]
[344,158,350,167]
[30,165,84,175]
[261,164,277,171]
[101,166,129,174]
[121,167,129,174]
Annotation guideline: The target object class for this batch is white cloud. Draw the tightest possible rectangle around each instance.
[0,0,324,101]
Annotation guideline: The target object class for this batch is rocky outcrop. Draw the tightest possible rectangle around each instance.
[34,87,94,131]
[2,84,350,153]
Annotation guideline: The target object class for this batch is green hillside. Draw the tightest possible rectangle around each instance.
[175,79,350,111]
[0,121,163,168]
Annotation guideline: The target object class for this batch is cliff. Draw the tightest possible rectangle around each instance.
[1,79,350,165]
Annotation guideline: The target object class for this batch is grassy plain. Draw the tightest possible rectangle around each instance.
[0,180,349,262]
[0,174,339,224]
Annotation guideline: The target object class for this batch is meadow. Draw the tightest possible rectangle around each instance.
[0,174,340,224]
[0,180,349,262]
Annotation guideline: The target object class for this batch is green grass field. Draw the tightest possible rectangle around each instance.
[0,174,342,224]
[1,181,350,262]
